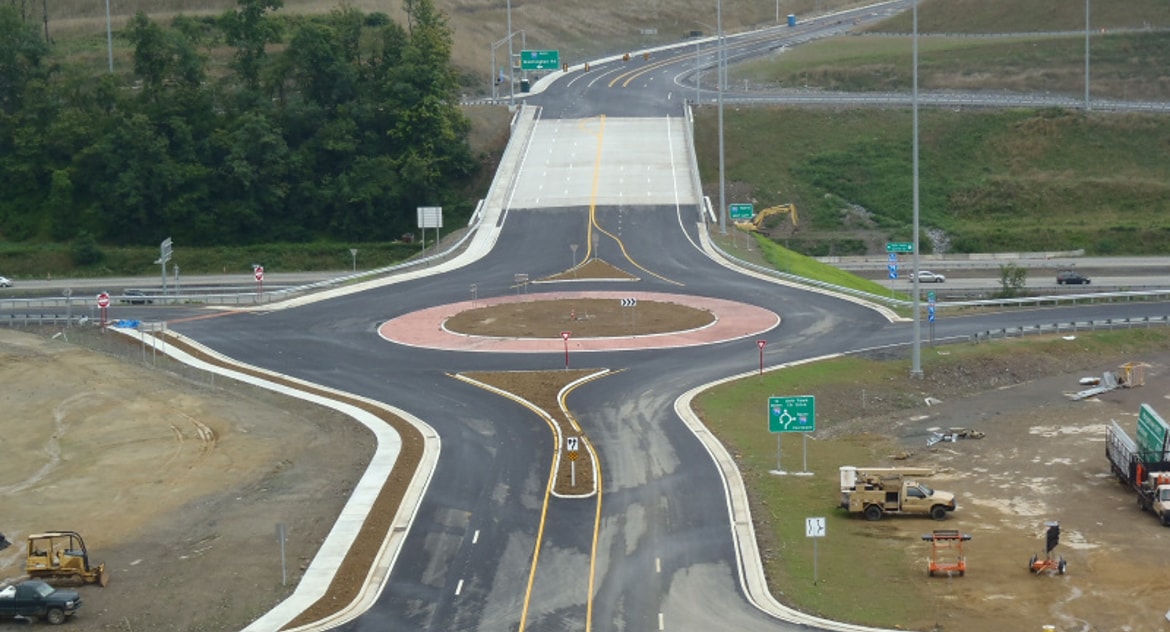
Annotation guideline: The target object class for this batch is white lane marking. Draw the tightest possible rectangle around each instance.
[455,578,464,595]
[472,529,480,544]
[656,557,661,573]
[658,612,665,630]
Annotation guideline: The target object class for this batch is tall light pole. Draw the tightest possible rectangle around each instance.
[717,0,727,235]
[1084,0,1091,110]
[506,0,517,105]
[105,0,113,73]
[911,0,922,378]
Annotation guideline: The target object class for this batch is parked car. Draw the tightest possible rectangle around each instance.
[119,290,153,304]
[1056,270,1090,285]
[0,276,11,288]
[911,270,946,283]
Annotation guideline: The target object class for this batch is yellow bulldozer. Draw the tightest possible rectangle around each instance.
[734,203,798,232]
[25,531,109,587]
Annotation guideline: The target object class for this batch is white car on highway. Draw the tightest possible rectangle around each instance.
[0,276,11,288]
[911,270,946,283]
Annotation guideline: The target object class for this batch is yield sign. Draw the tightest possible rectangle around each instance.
[757,340,766,350]
[560,331,572,341]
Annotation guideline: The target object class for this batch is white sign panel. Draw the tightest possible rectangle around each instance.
[566,436,579,451]
[805,517,826,538]
[417,206,443,229]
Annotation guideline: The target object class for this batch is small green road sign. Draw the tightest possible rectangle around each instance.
[521,50,560,71]
[886,242,914,253]
[729,203,754,220]
[927,291,936,303]
[769,395,816,433]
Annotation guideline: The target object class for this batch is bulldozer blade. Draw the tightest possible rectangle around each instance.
[98,566,110,587]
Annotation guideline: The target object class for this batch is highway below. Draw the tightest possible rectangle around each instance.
[38,3,1170,631]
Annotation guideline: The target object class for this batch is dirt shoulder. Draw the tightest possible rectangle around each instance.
[0,328,374,631]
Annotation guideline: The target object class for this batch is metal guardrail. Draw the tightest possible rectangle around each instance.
[707,237,1170,311]
[972,315,1170,342]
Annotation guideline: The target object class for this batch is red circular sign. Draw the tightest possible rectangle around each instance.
[96,292,110,308]
[254,266,264,281]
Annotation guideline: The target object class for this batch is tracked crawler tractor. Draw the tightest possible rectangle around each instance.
[25,531,109,587]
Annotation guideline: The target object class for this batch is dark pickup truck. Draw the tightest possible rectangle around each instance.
[0,580,82,624]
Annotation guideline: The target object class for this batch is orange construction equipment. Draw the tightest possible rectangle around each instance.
[26,531,109,587]
[1028,521,1067,575]
[922,529,971,577]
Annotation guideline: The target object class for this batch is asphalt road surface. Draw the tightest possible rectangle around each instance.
[13,3,1170,631]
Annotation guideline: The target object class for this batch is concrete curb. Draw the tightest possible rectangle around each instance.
[110,327,441,632]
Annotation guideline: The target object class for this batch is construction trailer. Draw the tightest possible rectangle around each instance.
[1106,411,1170,526]
[923,529,971,577]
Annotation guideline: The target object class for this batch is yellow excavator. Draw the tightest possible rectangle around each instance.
[25,531,109,587]
[734,203,798,232]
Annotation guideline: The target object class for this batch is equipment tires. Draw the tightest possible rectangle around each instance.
[1029,554,1038,571]
[45,608,66,625]
[1057,558,1067,574]
[864,505,883,521]
[930,505,948,520]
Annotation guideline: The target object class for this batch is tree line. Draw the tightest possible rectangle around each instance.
[0,0,478,247]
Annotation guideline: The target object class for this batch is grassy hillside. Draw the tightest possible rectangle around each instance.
[27,0,865,92]
[737,30,1170,100]
[694,107,1170,255]
[879,0,1168,34]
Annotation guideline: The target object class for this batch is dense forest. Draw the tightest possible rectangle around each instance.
[0,0,478,248]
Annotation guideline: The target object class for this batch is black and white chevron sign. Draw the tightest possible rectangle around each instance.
[620,298,637,307]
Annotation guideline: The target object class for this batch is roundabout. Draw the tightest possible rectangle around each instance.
[377,291,781,352]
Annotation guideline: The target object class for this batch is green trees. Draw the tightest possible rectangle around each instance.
[0,0,479,248]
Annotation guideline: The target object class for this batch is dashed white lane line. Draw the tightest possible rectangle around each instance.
[455,579,464,596]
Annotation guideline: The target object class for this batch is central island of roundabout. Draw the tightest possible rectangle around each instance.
[376,290,781,352]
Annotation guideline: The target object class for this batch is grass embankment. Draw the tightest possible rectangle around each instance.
[737,31,1170,100]
[878,0,1168,34]
[693,327,1170,628]
[694,107,1170,255]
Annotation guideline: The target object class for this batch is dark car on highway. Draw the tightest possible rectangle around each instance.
[1056,270,1090,285]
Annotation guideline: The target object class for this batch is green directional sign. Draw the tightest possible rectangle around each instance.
[886,242,914,253]
[768,395,816,433]
[729,203,754,220]
[521,50,560,71]
[1137,403,1170,461]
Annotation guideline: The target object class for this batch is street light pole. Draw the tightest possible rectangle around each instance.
[717,0,727,235]
[1084,0,1091,111]
[105,0,113,73]
[506,0,515,105]
[911,0,922,378]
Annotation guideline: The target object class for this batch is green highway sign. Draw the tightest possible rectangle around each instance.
[729,203,754,220]
[768,395,816,433]
[886,242,914,253]
[521,50,560,71]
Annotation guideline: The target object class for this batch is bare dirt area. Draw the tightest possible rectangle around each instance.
[835,348,1170,632]
[0,328,375,631]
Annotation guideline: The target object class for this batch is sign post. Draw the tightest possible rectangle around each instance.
[254,265,265,297]
[806,517,826,584]
[566,436,580,487]
[156,237,173,298]
[757,339,766,376]
[927,290,937,345]
[561,331,572,370]
[768,395,816,475]
[96,291,110,327]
